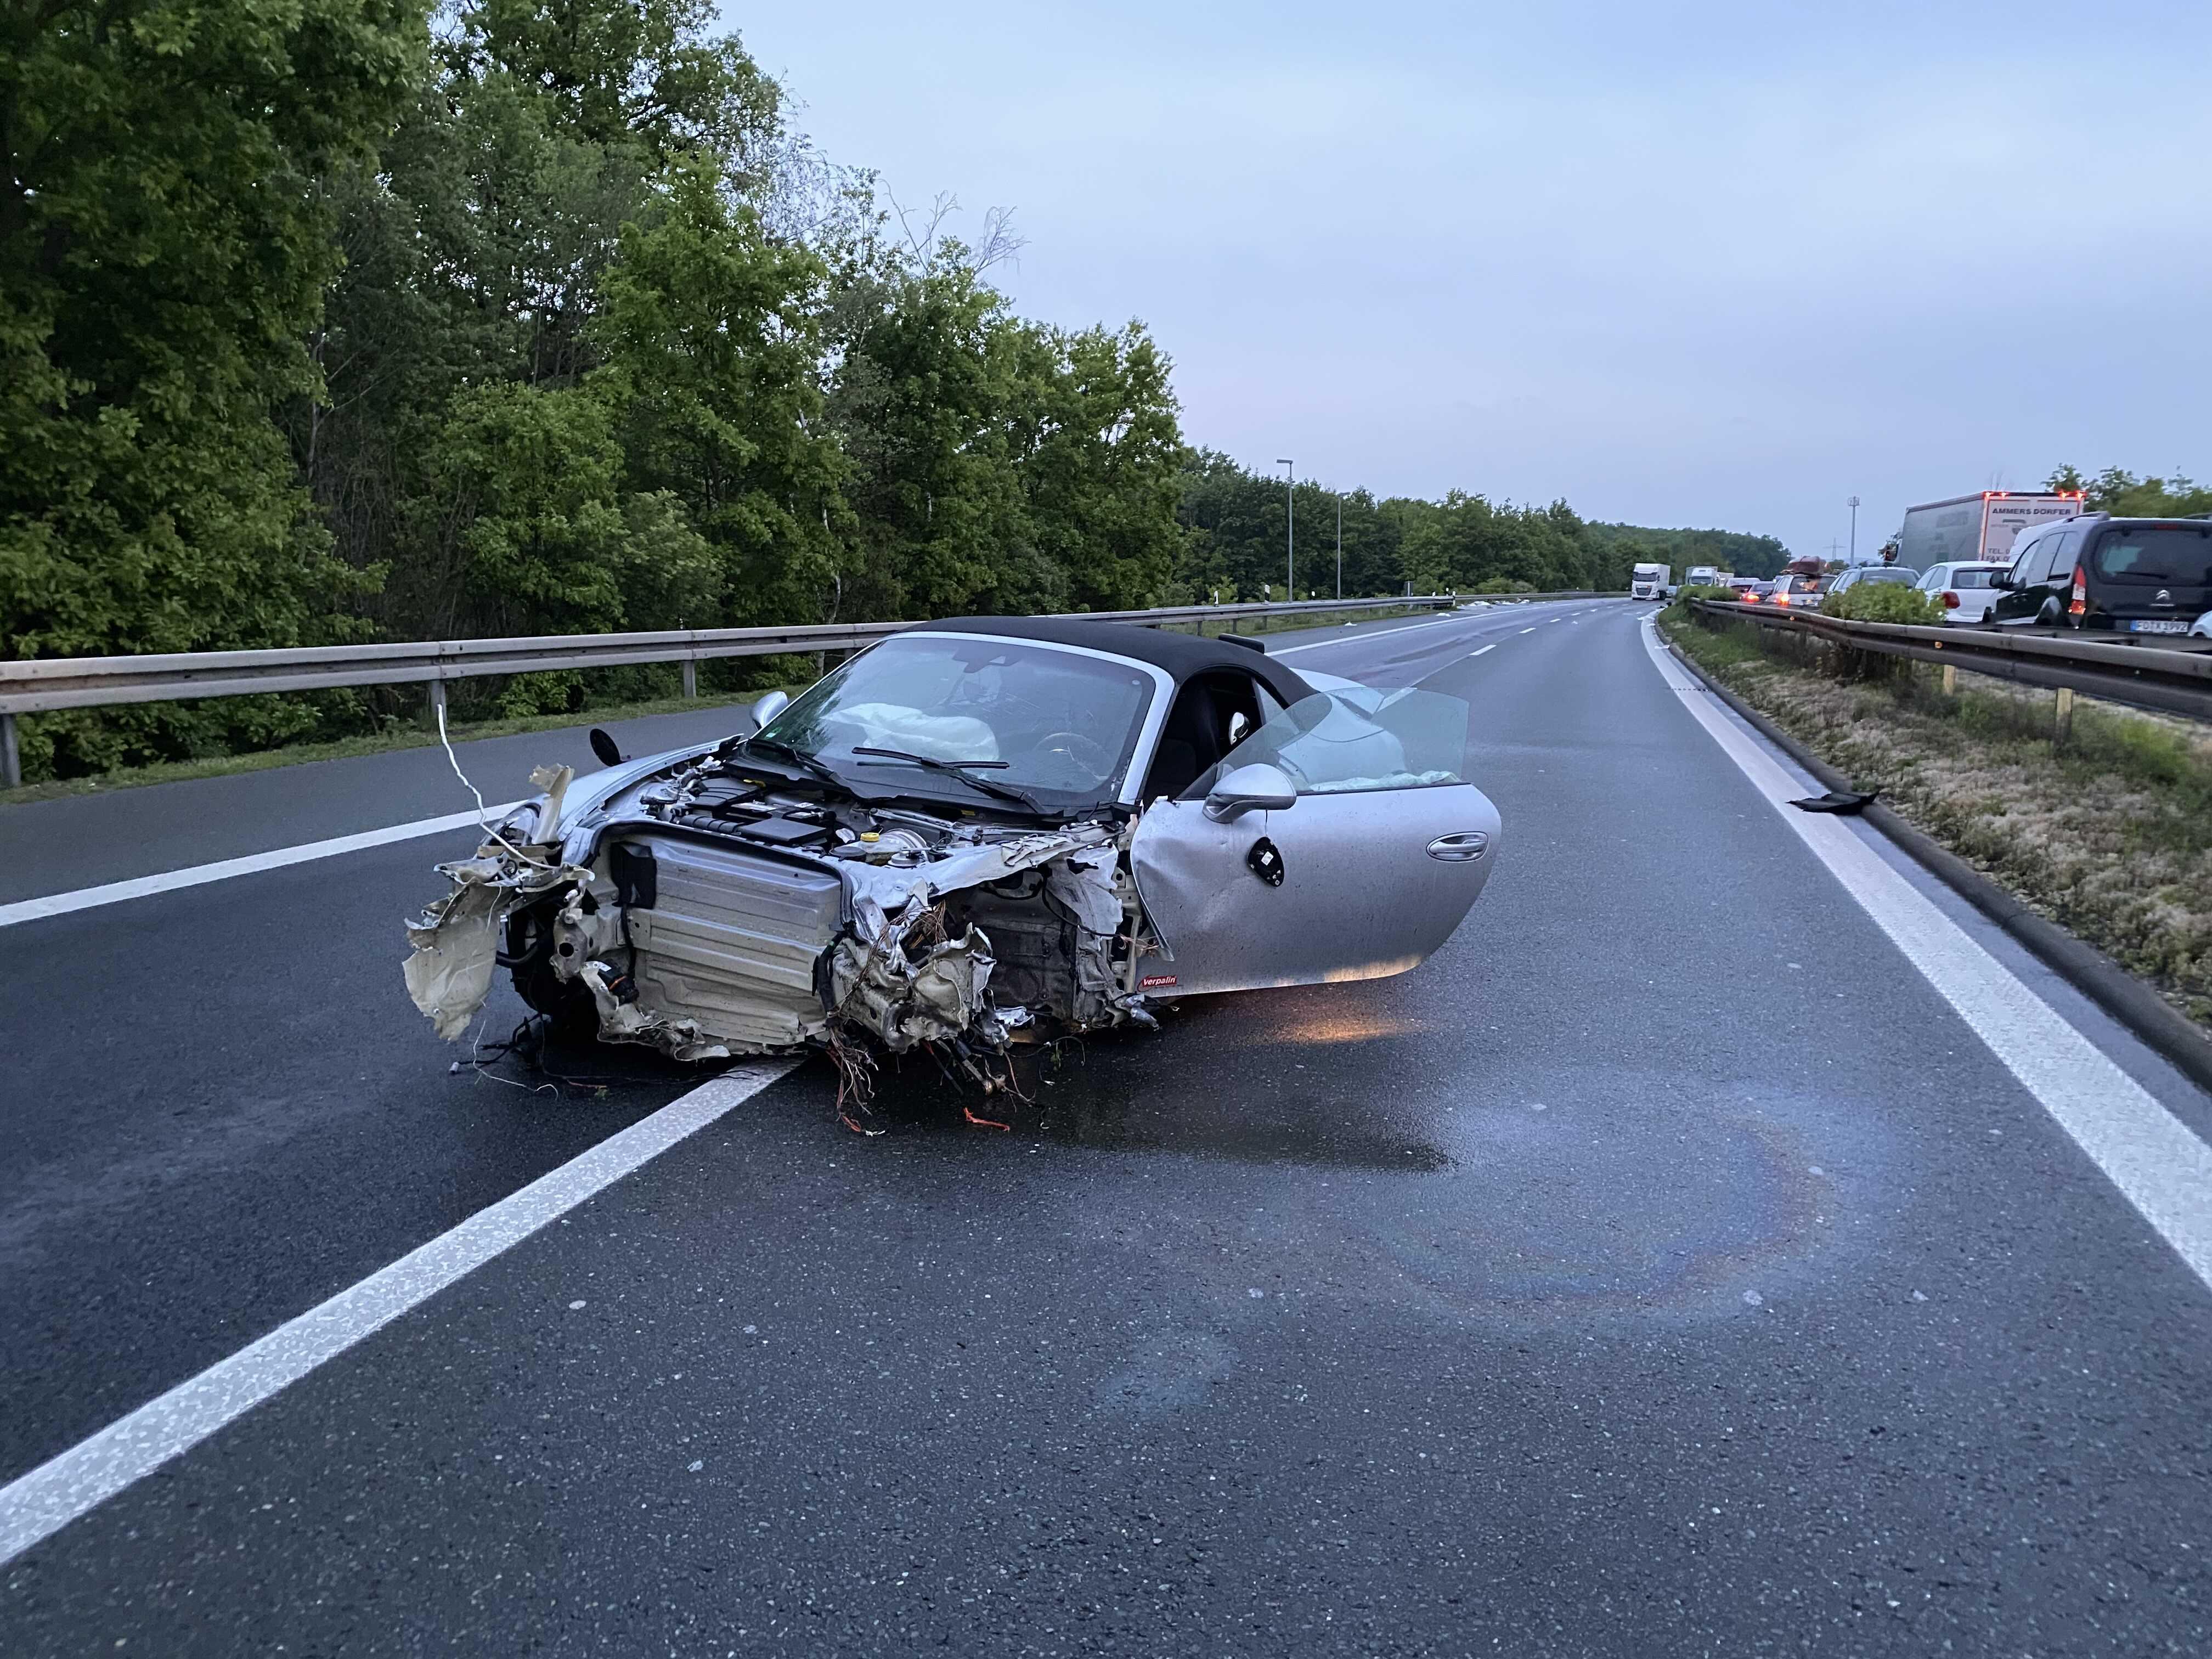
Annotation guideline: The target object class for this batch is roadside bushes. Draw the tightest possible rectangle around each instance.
[1815,580,1942,681]
[1819,581,1942,624]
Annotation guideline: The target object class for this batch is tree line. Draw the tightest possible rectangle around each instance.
[1175,453,1783,602]
[1,0,1784,783]
[2047,466,2212,518]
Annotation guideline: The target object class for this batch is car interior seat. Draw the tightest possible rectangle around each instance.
[1143,673,1263,801]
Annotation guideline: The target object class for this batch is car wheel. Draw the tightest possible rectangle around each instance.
[503,902,601,1041]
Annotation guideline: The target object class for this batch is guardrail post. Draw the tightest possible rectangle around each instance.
[681,660,697,699]
[428,679,447,727]
[1,712,18,790]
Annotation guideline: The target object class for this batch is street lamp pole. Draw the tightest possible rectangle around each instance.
[1335,493,1343,600]
[1848,495,1860,564]
[1276,459,1295,598]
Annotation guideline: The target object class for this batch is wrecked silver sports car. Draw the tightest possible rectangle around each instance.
[405,617,1501,1108]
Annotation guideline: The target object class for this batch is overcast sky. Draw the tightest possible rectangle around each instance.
[735,2,2210,560]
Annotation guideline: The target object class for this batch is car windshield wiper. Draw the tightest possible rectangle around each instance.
[849,746,1042,812]
[740,734,849,793]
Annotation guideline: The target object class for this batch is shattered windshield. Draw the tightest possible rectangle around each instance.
[1186,687,1470,798]
[756,633,1159,804]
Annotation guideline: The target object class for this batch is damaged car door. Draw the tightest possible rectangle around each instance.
[1128,687,1500,996]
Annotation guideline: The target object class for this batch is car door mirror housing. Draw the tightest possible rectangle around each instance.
[1989,571,2013,590]
[749,690,791,731]
[1203,763,1297,822]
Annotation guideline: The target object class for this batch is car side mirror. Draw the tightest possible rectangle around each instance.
[1990,572,2014,590]
[1203,762,1297,822]
[588,727,623,768]
[749,690,791,732]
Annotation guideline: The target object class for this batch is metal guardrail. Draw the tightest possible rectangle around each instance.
[1691,599,2212,723]
[10,593,1618,788]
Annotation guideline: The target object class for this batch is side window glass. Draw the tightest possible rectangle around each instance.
[1186,689,1470,799]
[2047,531,2080,582]
[1227,677,1291,748]
[2013,535,2051,585]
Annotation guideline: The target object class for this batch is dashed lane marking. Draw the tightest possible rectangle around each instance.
[0,1060,802,1567]
[1642,619,2212,1293]
[0,804,527,930]
[1267,612,1482,655]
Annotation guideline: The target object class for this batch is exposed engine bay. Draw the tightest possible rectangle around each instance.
[403,744,1159,1114]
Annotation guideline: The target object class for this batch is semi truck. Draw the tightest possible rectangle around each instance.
[1685,565,1722,589]
[1630,562,1671,600]
[1896,490,2085,571]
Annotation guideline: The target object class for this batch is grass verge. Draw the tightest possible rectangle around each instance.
[1659,603,2212,1031]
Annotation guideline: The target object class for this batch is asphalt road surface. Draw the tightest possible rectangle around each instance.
[4,599,2209,1656]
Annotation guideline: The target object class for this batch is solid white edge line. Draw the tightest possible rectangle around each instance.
[0,803,527,929]
[0,1059,802,1567]
[1640,618,2212,1291]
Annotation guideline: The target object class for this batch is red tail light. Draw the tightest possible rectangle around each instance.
[2069,566,2086,617]
[1942,591,1960,608]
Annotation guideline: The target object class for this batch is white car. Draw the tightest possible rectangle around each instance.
[1917,561,2008,624]
[2192,610,2212,639]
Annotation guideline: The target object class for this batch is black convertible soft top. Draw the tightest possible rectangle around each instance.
[911,615,1316,706]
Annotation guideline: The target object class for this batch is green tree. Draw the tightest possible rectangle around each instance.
[2047,465,2212,518]
[2,0,426,775]
[595,157,845,625]
[824,258,1041,618]
[446,0,779,162]
[290,0,787,644]
[1009,322,1187,611]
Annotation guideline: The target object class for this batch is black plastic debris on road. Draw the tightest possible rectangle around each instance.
[1789,789,1878,815]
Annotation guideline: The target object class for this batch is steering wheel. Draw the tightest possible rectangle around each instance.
[1034,730,1113,782]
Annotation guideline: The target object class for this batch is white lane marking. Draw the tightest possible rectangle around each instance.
[1519,627,1538,635]
[0,1060,801,1567]
[1641,620,2212,1291]
[1469,643,1499,658]
[1267,614,1469,655]
[0,804,526,929]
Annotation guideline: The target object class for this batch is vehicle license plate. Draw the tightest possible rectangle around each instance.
[2128,619,2189,634]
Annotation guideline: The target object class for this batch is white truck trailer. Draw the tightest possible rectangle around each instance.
[1630,562,1672,600]
[1896,490,2085,571]
[1685,565,1722,589]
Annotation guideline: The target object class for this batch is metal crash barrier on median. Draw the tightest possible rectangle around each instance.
[1689,599,2212,725]
[0,592,1616,788]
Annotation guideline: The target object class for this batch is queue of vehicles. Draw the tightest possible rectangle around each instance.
[1719,490,2212,636]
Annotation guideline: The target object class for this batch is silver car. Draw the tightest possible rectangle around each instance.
[404,617,1503,1094]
